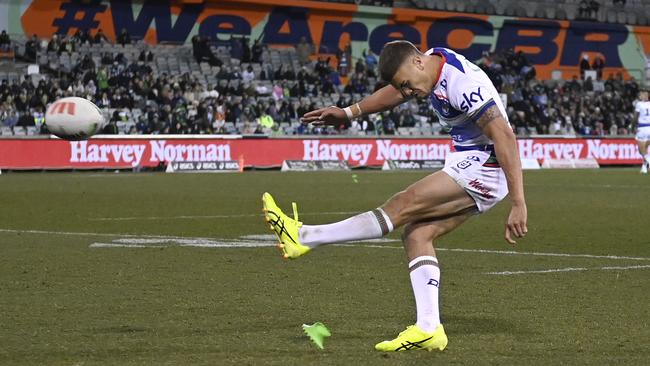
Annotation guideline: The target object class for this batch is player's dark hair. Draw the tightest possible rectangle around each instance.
[378,40,421,82]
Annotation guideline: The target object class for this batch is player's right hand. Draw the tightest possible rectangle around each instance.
[504,203,527,245]
[301,106,347,125]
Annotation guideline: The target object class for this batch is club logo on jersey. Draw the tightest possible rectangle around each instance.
[427,279,439,287]
[466,155,480,162]
[468,179,494,198]
[460,87,484,112]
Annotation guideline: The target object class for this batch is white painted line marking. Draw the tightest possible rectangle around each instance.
[3,228,649,263]
[88,212,360,221]
[487,264,650,276]
[0,228,199,239]
[89,242,275,248]
[435,248,650,262]
[89,243,148,248]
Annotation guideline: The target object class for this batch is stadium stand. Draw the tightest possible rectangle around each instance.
[0,0,646,137]
[410,0,649,25]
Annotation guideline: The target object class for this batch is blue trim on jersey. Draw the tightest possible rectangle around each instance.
[639,123,650,127]
[433,47,465,74]
[429,93,463,119]
[449,121,483,143]
[467,100,497,124]
[454,144,495,152]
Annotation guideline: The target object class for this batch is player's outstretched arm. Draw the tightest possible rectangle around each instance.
[300,84,406,125]
[477,106,528,245]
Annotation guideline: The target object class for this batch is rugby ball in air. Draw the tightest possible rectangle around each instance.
[45,97,105,140]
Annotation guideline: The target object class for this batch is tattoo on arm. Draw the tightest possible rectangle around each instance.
[475,103,503,128]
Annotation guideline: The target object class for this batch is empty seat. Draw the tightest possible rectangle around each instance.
[13,126,26,136]
[1,126,13,136]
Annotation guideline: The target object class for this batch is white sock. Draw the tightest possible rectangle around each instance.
[645,154,650,165]
[299,208,393,248]
[409,256,441,332]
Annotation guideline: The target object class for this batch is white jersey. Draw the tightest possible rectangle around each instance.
[634,100,650,127]
[424,47,508,149]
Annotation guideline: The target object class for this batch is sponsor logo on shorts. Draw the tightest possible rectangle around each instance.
[468,179,494,198]
[457,160,472,169]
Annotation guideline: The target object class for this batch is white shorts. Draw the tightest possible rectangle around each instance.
[442,150,509,213]
[635,127,650,142]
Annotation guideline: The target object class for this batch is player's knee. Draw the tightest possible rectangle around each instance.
[386,189,415,216]
[401,224,434,247]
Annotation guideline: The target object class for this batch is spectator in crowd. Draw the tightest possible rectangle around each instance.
[242,37,251,63]
[337,44,351,75]
[230,36,243,61]
[93,29,109,44]
[0,35,642,138]
[251,39,264,63]
[24,34,40,62]
[117,28,131,46]
[0,30,11,52]
[47,34,60,52]
[589,0,600,19]
[296,36,314,65]
[580,55,591,78]
[138,48,154,62]
[59,35,75,54]
[191,35,222,66]
[242,65,255,84]
[591,56,605,79]
[73,29,92,45]
[364,49,378,77]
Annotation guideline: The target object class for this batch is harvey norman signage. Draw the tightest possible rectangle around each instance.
[0,137,643,169]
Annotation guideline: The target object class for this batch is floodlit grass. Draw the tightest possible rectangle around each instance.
[0,169,649,365]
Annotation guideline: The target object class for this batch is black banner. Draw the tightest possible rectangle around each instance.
[382,160,445,171]
[166,161,242,173]
[281,160,351,172]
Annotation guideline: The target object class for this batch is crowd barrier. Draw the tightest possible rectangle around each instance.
[0,135,642,170]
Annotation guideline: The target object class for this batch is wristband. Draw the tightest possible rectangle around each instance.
[343,106,354,121]
[353,103,363,117]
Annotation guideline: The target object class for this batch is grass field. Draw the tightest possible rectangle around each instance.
[1,169,649,365]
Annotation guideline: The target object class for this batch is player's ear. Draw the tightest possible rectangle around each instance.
[412,55,424,71]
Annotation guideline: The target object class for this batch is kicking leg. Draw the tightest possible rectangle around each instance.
[299,170,475,247]
[263,171,475,259]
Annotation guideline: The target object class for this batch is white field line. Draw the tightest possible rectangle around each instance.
[3,228,650,263]
[525,183,650,189]
[434,248,650,262]
[88,211,360,221]
[0,228,207,240]
[487,264,650,276]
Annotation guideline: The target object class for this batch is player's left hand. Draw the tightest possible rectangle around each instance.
[504,203,527,245]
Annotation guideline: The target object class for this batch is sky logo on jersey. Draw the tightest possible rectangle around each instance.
[460,87,484,112]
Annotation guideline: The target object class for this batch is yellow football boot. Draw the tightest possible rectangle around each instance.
[262,192,309,259]
[375,324,448,352]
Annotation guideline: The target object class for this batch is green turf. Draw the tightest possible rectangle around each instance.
[0,169,649,365]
